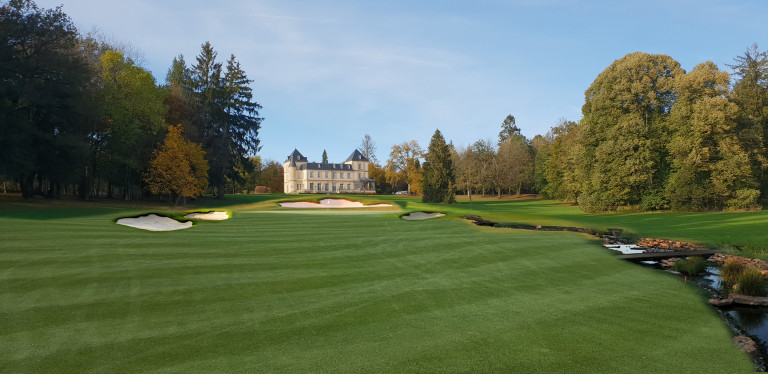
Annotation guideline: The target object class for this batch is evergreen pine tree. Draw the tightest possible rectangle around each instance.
[322,149,328,163]
[187,42,262,199]
[422,129,455,203]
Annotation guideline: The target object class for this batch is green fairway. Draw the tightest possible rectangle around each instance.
[398,196,768,254]
[0,195,757,372]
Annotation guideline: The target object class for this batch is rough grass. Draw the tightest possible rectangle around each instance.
[735,268,768,297]
[0,194,755,373]
[673,256,708,276]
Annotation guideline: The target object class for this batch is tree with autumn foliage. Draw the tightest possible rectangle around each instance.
[145,124,209,206]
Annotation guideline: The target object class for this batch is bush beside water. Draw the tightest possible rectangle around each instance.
[721,259,748,285]
[673,256,707,276]
[735,268,768,297]
[718,258,768,297]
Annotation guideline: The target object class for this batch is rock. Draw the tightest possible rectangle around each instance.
[730,294,768,306]
[709,298,734,307]
[733,336,759,358]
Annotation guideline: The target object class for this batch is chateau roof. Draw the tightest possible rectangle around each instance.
[298,162,353,171]
[285,149,308,164]
[345,149,369,162]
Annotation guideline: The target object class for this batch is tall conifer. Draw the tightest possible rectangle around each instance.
[422,129,455,203]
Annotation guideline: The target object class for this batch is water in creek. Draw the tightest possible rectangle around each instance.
[696,266,768,346]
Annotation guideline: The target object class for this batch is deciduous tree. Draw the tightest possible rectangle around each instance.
[358,134,378,164]
[667,61,758,210]
[454,145,479,207]
[385,140,423,194]
[578,52,683,212]
[497,137,534,196]
[260,160,283,193]
[145,125,208,206]
[728,44,768,200]
[542,120,581,201]
[98,50,167,200]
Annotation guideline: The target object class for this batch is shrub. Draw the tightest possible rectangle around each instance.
[673,256,707,276]
[721,259,748,285]
[735,268,767,297]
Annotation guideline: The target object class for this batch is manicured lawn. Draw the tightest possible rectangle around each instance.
[401,196,768,253]
[0,195,755,372]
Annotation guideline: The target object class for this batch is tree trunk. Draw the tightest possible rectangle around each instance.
[217,182,225,199]
[20,174,36,200]
[468,185,472,209]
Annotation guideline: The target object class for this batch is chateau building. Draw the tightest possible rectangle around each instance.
[283,149,375,194]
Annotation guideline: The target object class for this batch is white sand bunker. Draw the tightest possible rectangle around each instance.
[116,214,192,231]
[279,199,392,208]
[184,211,229,220]
[401,212,446,220]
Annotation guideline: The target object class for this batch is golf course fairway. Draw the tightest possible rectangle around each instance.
[0,195,759,372]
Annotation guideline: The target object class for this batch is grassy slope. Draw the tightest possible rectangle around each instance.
[405,196,768,252]
[0,195,755,372]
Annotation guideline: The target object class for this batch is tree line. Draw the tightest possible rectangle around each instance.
[540,49,768,212]
[0,0,277,201]
[376,48,768,213]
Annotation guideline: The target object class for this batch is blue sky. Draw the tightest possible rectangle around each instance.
[35,0,768,164]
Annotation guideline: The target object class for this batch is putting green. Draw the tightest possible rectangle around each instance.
[0,195,754,372]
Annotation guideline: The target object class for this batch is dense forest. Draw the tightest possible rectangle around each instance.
[0,0,274,201]
[2,0,767,213]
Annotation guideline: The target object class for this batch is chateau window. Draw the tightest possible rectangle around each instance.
[325,172,329,178]
[339,184,344,191]
[309,183,314,190]
[347,172,350,179]
[347,184,351,190]
[324,183,329,191]
[333,172,337,179]
[310,171,314,178]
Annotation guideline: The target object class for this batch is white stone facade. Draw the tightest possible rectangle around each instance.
[283,149,375,194]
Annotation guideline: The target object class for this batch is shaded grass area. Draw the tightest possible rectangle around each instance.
[0,195,756,372]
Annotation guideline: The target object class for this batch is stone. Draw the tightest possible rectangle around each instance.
[730,294,768,306]
[708,298,733,307]
[733,336,759,358]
